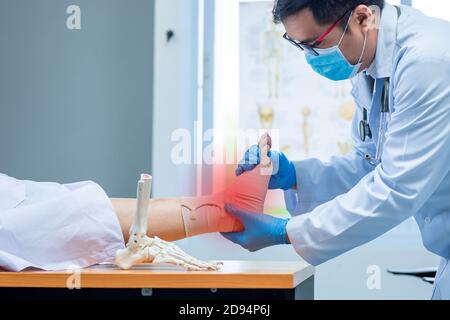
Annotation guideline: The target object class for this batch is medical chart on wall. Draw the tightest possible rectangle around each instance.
[239,1,356,162]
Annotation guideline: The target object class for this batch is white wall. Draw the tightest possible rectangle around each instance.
[0,0,154,198]
[413,0,450,21]
[152,0,199,198]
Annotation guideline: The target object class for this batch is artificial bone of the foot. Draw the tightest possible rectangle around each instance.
[115,174,222,271]
[116,233,222,271]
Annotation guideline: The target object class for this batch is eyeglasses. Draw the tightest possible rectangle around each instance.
[283,9,352,56]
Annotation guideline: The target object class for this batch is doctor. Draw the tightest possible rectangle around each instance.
[222,0,450,299]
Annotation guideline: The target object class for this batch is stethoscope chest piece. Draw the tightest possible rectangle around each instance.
[359,119,372,142]
[359,108,373,142]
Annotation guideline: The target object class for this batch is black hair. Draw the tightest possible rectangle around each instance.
[273,0,385,27]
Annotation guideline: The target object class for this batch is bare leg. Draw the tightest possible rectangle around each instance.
[113,198,187,242]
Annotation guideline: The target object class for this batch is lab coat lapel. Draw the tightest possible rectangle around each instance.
[366,3,399,80]
[351,75,374,112]
[350,3,400,115]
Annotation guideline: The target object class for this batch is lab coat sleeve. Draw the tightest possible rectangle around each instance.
[286,57,450,266]
[284,103,376,216]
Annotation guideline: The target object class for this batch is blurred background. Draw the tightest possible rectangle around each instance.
[1,0,449,299]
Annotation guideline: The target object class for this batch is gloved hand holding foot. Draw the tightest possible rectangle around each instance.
[236,144,297,191]
[221,204,290,252]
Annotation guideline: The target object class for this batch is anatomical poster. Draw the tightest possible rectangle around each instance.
[239,0,356,162]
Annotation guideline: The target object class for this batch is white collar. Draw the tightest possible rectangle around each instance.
[365,3,399,79]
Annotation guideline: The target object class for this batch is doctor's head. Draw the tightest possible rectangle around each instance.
[274,0,384,81]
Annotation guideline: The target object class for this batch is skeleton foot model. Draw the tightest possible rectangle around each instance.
[115,234,222,271]
[115,174,222,271]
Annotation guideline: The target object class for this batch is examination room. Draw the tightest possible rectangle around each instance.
[1,0,450,305]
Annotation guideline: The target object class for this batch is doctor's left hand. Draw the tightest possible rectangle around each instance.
[235,145,297,191]
[221,204,290,252]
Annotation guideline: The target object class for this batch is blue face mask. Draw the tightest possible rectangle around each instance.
[305,17,367,81]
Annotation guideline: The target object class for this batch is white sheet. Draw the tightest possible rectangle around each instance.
[0,174,125,271]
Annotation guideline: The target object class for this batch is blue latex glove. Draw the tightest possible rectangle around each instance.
[221,204,290,252]
[235,145,297,190]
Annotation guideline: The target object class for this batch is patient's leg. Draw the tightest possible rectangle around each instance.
[113,134,273,242]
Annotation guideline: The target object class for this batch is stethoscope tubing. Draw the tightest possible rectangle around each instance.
[361,78,391,166]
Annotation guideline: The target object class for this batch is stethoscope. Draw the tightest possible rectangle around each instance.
[359,78,391,166]
[358,6,401,166]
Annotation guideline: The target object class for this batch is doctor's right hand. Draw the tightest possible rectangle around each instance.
[235,145,297,191]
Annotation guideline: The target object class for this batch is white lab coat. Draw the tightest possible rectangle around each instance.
[0,173,125,271]
[284,4,450,299]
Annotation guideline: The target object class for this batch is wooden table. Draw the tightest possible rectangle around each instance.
[0,261,314,300]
